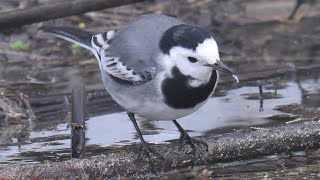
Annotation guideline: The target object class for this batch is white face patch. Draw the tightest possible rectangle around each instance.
[158,47,212,86]
[195,37,220,65]
[158,37,220,87]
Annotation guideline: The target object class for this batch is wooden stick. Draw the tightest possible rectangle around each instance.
[0,0,147,30]
[71,83,86,158]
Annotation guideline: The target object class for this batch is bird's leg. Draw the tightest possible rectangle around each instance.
[127,112,164,171]
[172,120,208,155]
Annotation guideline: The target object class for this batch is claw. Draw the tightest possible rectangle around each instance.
[178,130,208,156]
[136,141,164,174]
[172,120,208,158]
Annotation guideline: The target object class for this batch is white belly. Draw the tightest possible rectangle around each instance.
[109,91,210,120]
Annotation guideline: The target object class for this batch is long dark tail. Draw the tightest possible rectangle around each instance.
[41,26,95,52]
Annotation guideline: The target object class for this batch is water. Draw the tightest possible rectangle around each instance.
[0,69,319,165]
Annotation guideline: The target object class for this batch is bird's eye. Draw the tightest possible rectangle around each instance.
[188,57,198,63]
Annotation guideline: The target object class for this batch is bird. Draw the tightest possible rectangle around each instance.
[42,14,238,166]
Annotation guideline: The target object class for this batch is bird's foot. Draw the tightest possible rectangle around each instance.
[137,141,164,174]
[178,131,208,157]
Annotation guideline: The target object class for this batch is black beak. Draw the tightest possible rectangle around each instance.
[206,61,239,82]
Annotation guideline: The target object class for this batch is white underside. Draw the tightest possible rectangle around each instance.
[105,71,219,121]
[112,92,210,120]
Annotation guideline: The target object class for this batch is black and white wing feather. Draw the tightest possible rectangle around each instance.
[91,31,156,85]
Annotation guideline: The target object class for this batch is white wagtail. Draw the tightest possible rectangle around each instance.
[42,14,238,162]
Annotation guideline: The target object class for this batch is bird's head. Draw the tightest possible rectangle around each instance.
[159,24,238,84]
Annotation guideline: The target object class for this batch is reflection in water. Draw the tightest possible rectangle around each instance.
[241,82,284,112]
[296,71,320,107]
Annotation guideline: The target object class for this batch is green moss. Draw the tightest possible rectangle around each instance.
[10,40,29,51]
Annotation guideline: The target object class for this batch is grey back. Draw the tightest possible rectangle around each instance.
[106,14,182,73]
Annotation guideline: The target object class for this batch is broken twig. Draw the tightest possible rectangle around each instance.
[71,82,86,158]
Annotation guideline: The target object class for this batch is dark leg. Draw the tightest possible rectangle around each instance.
[127,112,163,171]
[128,112,147,144]
[172,120,208,155]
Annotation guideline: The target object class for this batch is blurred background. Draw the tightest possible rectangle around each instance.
[0,0,319,178]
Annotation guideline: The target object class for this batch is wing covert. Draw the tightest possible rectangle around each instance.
[92,30,156,85]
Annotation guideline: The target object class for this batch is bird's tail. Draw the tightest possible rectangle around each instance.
[41,26,95,53]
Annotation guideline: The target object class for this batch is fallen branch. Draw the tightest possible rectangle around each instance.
[0,0,147,30]
[0,119,319,179]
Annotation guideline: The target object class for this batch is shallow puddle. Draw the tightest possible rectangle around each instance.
[0,69,319,165]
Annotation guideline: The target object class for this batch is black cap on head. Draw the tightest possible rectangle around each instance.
[159,24,211,54]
